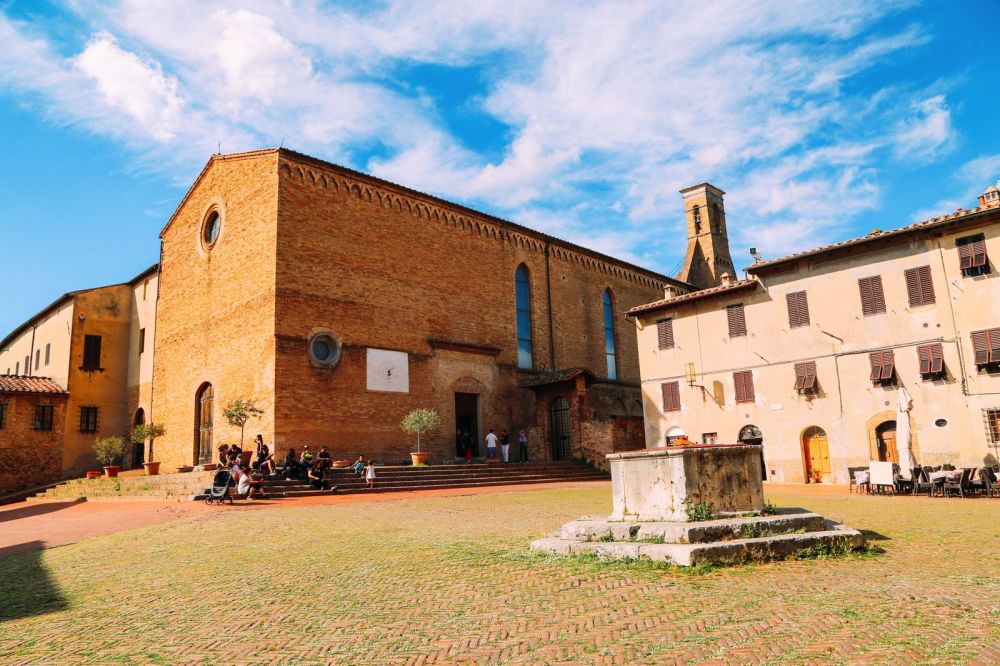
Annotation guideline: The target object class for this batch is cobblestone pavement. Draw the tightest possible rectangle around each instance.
[1,487,998,665]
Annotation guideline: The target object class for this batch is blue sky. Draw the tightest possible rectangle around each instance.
[1,1,999,338]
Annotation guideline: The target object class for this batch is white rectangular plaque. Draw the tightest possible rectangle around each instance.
[366,348,409,393]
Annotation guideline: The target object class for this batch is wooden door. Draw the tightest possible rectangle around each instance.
[803,427,831,481]
[881,431,898,463]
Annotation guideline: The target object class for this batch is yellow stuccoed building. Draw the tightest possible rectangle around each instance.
[629,183,1000,484]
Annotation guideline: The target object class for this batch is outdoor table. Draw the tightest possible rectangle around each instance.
[929,470,960,482]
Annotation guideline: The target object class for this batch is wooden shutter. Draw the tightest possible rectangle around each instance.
[869,352,883,380]
[918,343,944,374]
[734,370,754,403]
[794,361,816,390]
[958,234,989,270]
[972,237,988,267]
[958,240,973,269]
[656,319,674,350]
[880,349,895,380]
[794,362,806,390]
[929,343,943,373]
[727,304,747,337]
[661,381,680,412]
[786,291,810,328]
[858,276,886,315]
[917,344,931,374]
[904,266,935,306]
[972,330,990,365]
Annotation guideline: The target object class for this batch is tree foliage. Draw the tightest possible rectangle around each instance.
[222,399,265,447]
[400,408,441,452]
[94,436,127,466]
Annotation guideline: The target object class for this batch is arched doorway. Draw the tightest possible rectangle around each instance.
[875,420,898,463]
[665,426,686,445]
[195,383,214,465]
[550,398,571,460]
[131,408,145,469]
[739,424,766,480]
[802,426,831,483]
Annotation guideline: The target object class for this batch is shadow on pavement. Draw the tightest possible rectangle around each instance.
[859,529,891,542]
[0,542,68,622]
[0,499,85,524]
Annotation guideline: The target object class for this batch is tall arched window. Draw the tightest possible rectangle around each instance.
[515,265,533,369]
[603,289,618,380]
[195,383,214,464]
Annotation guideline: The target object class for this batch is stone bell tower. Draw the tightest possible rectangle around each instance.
[675,183,736,289]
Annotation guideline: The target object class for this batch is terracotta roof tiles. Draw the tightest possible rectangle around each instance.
[0,376,67,394]
[626,279,759,316]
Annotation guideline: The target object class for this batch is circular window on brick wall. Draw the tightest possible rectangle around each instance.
[308,332,341,369]
[202,209,222,249]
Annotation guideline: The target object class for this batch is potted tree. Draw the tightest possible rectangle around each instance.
[132,422,166,476]
[223,398,264,465]
[94,436,127,478]
[400,408,441,466]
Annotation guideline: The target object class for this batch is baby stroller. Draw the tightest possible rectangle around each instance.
[205,469,234,505]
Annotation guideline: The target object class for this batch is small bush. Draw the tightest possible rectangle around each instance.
[93,436,127,467]
[685,501,713,522]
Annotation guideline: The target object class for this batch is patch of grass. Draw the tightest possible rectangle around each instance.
[761,501,778,516]
[685,501,713,522]
[596,533,615,542]
[635,534,666,544]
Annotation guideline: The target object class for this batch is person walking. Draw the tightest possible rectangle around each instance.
[461,430,473,463]
[518,428,529,462]
[365,460,377,488]
[485,429,498,460]
[499,429,510,463]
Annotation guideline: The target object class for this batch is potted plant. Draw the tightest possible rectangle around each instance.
[132,422,166,476]
[400,408,441,466]
[94,436,127,478]
[223,398,264,454]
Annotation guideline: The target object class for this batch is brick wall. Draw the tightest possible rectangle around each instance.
[0,393,67,493]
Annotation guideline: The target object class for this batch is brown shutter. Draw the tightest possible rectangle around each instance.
[869,352,883,380]
[905,266,935,306]
[929,343,943,373]
[734,370,754,403]
[661,381,680,412]
[989,328,1000,363]
[972,237,988,268]
[880,349,895,380]
[859,277,885,315]
[859,278,873,314]
[657,319,674,350]
[959,241,974,269]
[793,362,806,390]
[973,330,990,365]
[904,268,920,306]
[803,361,817,389]
[727,304,747,337]
[870,276,886,313]
[917,344,931,374]
[786,291,809,328]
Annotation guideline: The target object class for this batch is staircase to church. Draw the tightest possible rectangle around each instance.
[197,461,609,500]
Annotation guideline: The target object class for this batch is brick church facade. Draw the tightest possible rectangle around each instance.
[150,149,683,471]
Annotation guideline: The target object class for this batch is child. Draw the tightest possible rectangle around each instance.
[365,460,376,488]
[352,455,366,476]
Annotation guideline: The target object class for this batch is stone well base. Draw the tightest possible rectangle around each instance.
[531,508,865,567]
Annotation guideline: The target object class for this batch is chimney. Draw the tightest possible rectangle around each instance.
[720,272,733,287]
[675,183,736,289]
[663,284,679,300]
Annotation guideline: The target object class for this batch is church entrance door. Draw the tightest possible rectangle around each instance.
[455,393,480,457]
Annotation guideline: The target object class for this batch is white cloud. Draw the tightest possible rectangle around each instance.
[0,0,961,276]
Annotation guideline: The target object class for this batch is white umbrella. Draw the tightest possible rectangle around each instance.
[896,386,915,479]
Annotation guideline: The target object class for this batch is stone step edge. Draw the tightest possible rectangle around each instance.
[556,511,829,544]
[531,524,865,567]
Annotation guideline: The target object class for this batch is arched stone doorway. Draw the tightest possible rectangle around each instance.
[802,426,831,483]
[131,408,145,469]
[875,421,898,463]
[195,383,214,465]
[739,424,766,480]
[550,398,571,460]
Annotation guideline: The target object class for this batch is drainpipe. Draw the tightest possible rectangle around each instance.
[544,242,556,370]
[28,325,36,377]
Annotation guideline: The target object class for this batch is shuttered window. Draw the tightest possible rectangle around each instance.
[733,370,755,403]
[656,318,675,350]
[971,328,1000,366]
[82,334,102,370]
[957,234,989,276]
[794,361,817,391]
[786,291,810,328]
[917,343,944,376]
[858,276,886,316]
[661,381,681,412]
[904,265,935,307]
[869,350,896,382]
[727,304,747,337]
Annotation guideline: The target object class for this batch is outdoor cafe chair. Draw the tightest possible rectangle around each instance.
[910,468,934,496]
[981,468,1000,499]
[848,466,869,494]
[942,468,974,498]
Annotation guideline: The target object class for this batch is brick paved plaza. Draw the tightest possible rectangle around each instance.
[1,486,998,665]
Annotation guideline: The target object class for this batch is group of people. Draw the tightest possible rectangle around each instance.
[460,428,529,463]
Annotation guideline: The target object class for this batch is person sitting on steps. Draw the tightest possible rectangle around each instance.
[238,470,266,500]
[352,455,365,476]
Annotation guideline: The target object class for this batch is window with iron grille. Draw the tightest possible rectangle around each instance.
[661,381,681,412]
[904,265,935,307]
[957,234,990,277]
[34,405,53,431]
[869,349,896,384]
[79,406,98,433]
[726,304,747,337]
[793,361,817,392]
[917,343,945,378]
[858,276,886,316]
[786,291,810,328]
[701,432,718,445]
[82,335,102,371]
[733,370,755,403]
[656,318,674,350]
[0,403,6,430]
[984,409,1000,446]
[971,328,1000,368]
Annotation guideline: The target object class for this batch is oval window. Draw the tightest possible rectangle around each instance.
[308,332,341,369]
[203,210,221,247]
[934,418,948,428]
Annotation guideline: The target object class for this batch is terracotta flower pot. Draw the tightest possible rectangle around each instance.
[410,451,430,466]
[103,466,120,478]
[143,461,161,476]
